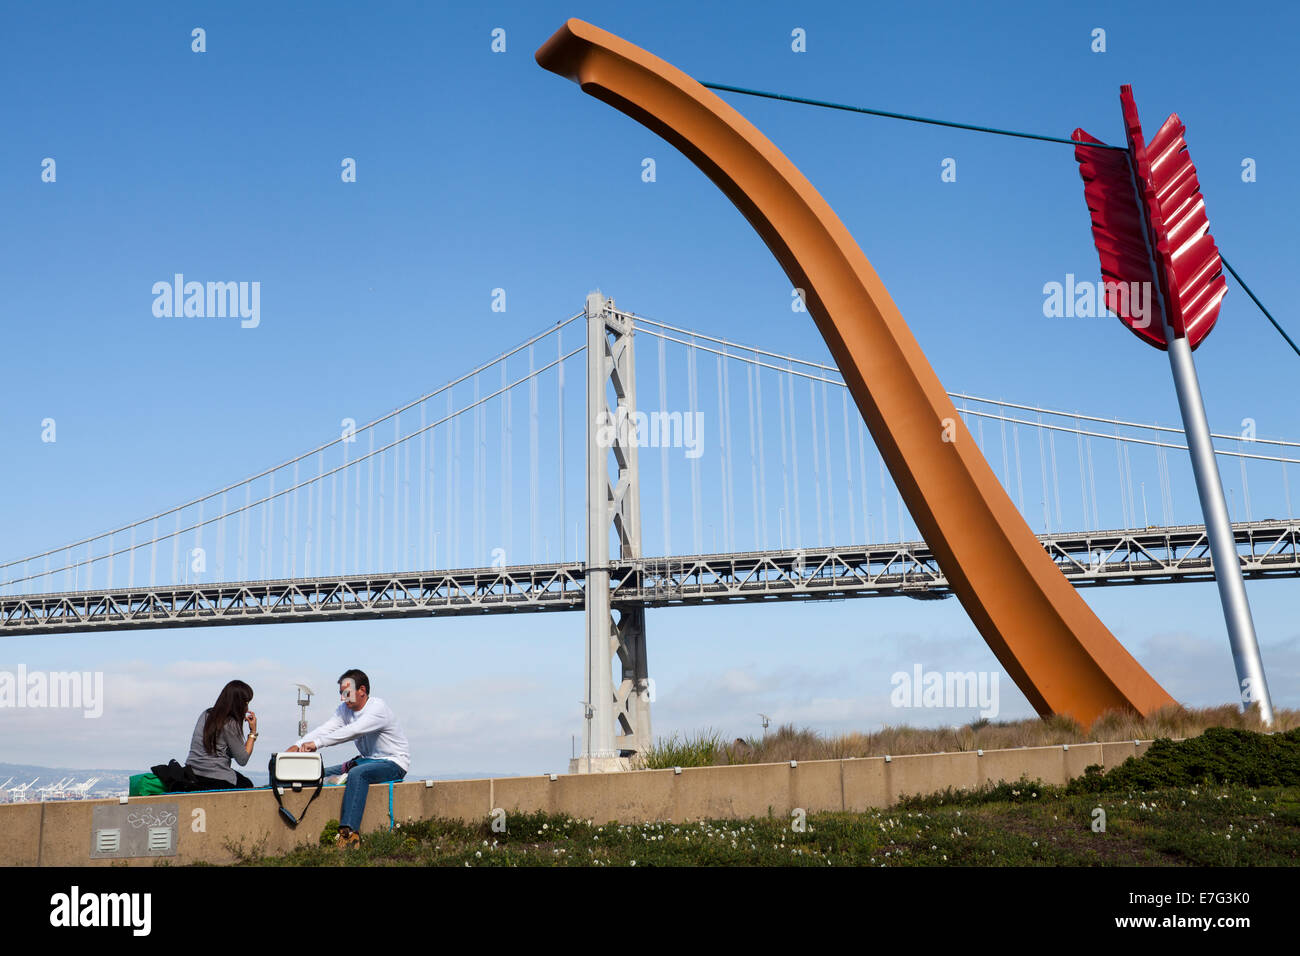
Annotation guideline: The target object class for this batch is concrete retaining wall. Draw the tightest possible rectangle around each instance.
[0,738,1157,866]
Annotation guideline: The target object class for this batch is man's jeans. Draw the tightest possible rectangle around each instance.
[325,757,406,832]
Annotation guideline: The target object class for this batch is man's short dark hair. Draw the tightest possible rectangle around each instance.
[338,669,370,695]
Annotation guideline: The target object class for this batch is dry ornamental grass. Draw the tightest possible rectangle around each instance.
[638,705,1298,769]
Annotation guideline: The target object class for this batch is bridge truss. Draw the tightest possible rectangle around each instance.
[4,297,1299,769]
[3,519,1295,635]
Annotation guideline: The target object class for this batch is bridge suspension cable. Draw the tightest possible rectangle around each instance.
[1,317,583,593]
[3,306,1296,599]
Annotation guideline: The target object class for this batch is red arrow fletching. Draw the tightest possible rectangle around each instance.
[1071,86,1226,350]
[1071,128,1166,348]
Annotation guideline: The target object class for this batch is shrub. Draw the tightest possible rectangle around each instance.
[1067,727,1300,794]
[319,819,340,846]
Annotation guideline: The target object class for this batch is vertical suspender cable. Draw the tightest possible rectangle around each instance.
[879,453,889,542]
[722,351,736,551]
[420,404,427,569]
[1012,422,1025,517]
[169,508,180,584]
[1111,427,1125,528]
[289,465,297,578]
[367,429,376,572]
[842,388,855,543]
[427,402,436,570]
[1086,436,1099,530]
[658,335,671,555]
[788,368,803,546]
[1156,439,1169,524]
[402,419,411,568]
[557,328,566,562]
[314,452,324,575]
[255,484,264,581]
[821,380,835,544]
[1158,430,1169,524]
[722,353,733,548]
[354,425,363,571]
[1238,440,1252,522]
[336,442,344,576]
[858,419,869,542]
[236,495,246,583]
[1113,424,1128,529]
[472,380,480,566]
[479,380,488,562]
[1049,419,1063,530]
[478,381,486,563]
[746,361,759,552]
[1122,431,1135,529]
[755,352,769,550]
[998,407,1010,491]
[529,345,539,562]
[217,496,226,582]
[402,428,410,568]
[378,430,387,571]
[1075,418,1088,531]
[444,391,453,569]
[278,470,288,574]
[1282,459,1293,517]
[778,366,791,549]
[1124,442,1137,529]
[453,393,461,569]
[688,338,702,554]
[501,362,511,562]
[809,379,823,544]
[282,470,291,578]
[1162,426,1174,522]
[1036,420,1050,533]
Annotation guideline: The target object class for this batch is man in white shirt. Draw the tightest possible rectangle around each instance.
[284,668,409,849]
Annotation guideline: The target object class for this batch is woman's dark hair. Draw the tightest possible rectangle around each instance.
[203,680,253,754]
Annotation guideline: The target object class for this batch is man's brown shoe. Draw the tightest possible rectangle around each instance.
[335,830,361,850]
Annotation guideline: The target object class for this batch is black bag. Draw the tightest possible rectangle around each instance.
[268,752,324,827]
[151,759,200,793]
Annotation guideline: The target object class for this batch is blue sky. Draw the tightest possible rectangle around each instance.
[1,1,1297,777]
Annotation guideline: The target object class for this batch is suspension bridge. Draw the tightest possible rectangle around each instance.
[4,296,1298,761]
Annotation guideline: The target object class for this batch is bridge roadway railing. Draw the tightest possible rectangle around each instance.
[1,520,1296,635]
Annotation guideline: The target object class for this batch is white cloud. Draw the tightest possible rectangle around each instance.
[4,601,1296,778]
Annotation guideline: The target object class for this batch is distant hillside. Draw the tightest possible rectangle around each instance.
[0,762,143,795]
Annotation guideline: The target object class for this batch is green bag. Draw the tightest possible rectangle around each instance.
[128,773,165,796]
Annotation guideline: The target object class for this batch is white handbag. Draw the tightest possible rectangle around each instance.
[268,751,325,827]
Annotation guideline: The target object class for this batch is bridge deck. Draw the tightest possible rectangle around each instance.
[1,520,1296,635]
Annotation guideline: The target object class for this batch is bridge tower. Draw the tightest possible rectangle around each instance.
[574,291,652,773]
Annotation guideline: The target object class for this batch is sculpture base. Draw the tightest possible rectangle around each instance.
[568,755,632,774]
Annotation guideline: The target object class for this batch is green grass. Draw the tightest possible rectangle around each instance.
[214,781,1299,867]
[204,727,1300,867]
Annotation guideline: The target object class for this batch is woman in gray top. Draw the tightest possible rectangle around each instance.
[184,680,259,789]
